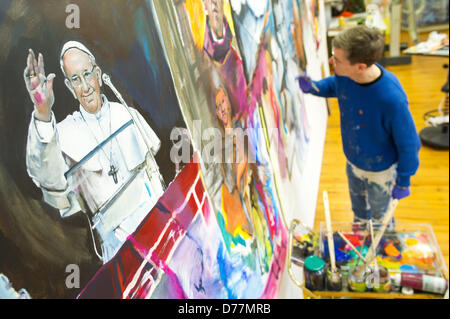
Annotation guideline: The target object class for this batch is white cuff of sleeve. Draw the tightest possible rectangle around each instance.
[33,111,56,143]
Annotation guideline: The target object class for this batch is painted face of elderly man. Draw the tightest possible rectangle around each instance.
[62,47,103,114]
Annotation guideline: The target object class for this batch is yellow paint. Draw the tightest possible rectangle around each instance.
[185,0,206,50]
[223,1,235,36]
[220,196,229,227]
[377,257,402,270]
[301,234,311,242]
[233,224,252,241]
[184,0,235,50]
[265,239,273,259]
[406,238,419,246]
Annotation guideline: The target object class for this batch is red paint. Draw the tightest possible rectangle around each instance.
[344,234,361,247]
[78,161,202,299]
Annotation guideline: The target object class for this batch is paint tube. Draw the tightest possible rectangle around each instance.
[391,272,448,294]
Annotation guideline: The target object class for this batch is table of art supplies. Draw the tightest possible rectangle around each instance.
[288,216,449,299]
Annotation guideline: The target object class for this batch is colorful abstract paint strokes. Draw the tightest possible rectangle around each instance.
[78,160,287,298]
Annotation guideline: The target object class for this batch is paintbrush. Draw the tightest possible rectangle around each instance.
[369,220,380,275]
[353,199,399,276]
[337,231,367,263]
[323,191,342,291]
[297,70,320,93]
[323,191,337,273]
[356,234,367,267]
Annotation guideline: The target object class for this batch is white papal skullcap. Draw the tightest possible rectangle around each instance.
[60,41,96,75]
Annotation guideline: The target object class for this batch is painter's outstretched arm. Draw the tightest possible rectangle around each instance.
[297,74,337,98]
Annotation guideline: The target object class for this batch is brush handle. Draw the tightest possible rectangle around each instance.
[323,191,336,272]
[368,220,379,275]
[354,199,398,276]
[365,199,398,263]
[337,231,367,263]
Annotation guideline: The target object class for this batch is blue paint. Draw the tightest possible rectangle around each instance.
[400,264,419,273]
[216,238,268,299]
[103,8,181,132]
[323,238,354,263]
[145,182,152,199]
[335,249,351,263]
[217,243,237,299]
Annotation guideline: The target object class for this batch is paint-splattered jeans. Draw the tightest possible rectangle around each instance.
[346,161,396,225]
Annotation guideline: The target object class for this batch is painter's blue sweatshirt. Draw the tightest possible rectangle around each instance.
[309,64,421,187]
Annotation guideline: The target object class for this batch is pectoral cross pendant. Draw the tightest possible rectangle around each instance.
[109,165,118,184]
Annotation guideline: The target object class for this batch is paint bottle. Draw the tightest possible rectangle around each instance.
[392,272,449,294]
[326,268,342,291]
[304,255,325,291]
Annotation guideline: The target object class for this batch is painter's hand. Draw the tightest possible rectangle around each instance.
[296,74,313,93]
[392,185,410,200]
[24,49,56,122]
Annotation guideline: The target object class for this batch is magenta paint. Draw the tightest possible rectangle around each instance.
[129,236,187,299]
[33,91,43,105]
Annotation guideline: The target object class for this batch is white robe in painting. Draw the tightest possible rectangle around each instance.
[26,95,165,263]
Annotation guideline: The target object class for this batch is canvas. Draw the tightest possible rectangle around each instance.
[1,0,327,299]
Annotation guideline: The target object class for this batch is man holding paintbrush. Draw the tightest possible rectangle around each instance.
[297,26,421,230]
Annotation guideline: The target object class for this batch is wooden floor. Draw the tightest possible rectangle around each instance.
[313,33,449,272]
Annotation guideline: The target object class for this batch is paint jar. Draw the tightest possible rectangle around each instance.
[304,255,325,291]
[371,266,392,293]
[340,265,350,291]
[326,268,342,291]
[294,238,314,259]
[348,267,368,292]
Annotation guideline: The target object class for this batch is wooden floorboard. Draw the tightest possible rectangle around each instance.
[313,33,449,272]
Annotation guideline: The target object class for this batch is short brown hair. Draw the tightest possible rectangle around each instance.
[332,25,385,66]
